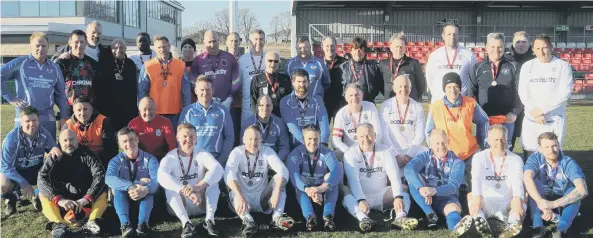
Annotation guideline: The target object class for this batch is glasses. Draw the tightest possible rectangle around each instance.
[267,59,279,63]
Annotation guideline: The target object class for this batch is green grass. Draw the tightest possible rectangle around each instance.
[1,103,593,237]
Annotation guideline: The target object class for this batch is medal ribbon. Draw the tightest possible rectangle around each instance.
[390,57,404,77]
[114,59,125,75]
[395,98,410,126]
[445,47,459,69]
[490,62,500,83]
[488,151,507,178]
[432,155,448,175]
[159,59,171,83]
[177,150,193,182]
[265,72,279,93]
[546,163,559,186]
[349,61,365,81]
[127,151,142,182]
[246,151,259,179]
[443,101,462,123]
[348,107,363,128]
[19,130,39,159]
[306,150,319,177]
[298,98,308,123]
[250,52,264,73]
[360,147,376,175]
[258,117,273,141]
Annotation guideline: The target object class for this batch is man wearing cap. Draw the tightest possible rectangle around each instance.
[191,30,240,110]
[468,33,522,145]
[426,72,489,189]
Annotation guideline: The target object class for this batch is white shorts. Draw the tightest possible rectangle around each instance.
[521,116,565,152]
[166,193,205,216]
[229,190,267,214]
[366,186,390,211]
[477,197,527,222]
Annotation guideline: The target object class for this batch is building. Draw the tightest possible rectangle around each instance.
[0,0,184,63]
[290,0,593,57]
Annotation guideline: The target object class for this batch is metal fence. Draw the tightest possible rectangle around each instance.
[308,23,593,46]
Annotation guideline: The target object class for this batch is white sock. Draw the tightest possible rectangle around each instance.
[272,211,282,221]
[474,210,486,220]
[241,213,255,222]
[164,189,191,225]
[205,185,220,223]
[343,194,367,221]
[508,213,520,224]
[396,211,407,219]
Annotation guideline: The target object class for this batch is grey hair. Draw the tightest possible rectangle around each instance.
[486,32,505,46]
[111,38,127,48]
[389,32,407,45]
[344,82,363,93]
[488,124,508,141]
[322,36,337,45]
[357,123,375,134]
[429,129,449,142]
[393,74,413,89]
[88,20,102,28]
[267,51,280,59]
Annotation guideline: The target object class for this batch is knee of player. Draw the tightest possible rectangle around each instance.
[443,203,462,215]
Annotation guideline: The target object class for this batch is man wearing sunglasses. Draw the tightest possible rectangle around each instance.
[280,69,330,149]
[250,51,292,117]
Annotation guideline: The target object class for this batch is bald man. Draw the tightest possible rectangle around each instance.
[190,30,240,109]
[250,51,293,117]
[128,97,176,160]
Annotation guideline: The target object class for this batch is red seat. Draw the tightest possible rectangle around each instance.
[410,47,420,52]
[585,73,593,80]
[373,42,384,48]
[584,53,592,59]
[584,48,593,53]
[574,48,585,53]
[366,53,378,60]
[577,65,589,72]
[420,47,430,52]
[415,42,424,46]
[378,52,390,61]
[425,41,434,47]
[561,53,572,60]
[564,48,574,53]
[428,47,436,52]
[383,42,390,48]
[573,53,583,59]
[436,42,445,47]
[571,58,582,64]
[419,58,427,64]
[406,41,415,46]
[412,53,423,59]
[582,59,592,65]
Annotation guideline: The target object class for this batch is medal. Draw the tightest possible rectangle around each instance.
[353,135,358,140]
[490,62,500,87]
[360,147,376,178]
[247,181,253,186]
[183,180,188,185]
[495,183,501,189]
[178,150,193,187]
[491,81,497,86]
[400,126,406,131]
[489,151,507,189]
[366,173,372,178]
[115,73,123,80]
[114,59,125,80]
[271,94,277,99]
[298,98,308,127]
[306,150,319,178]
[395,98,410,131]
[163,81,167,86]
[349,108,363,129]
[445,47,459,70]
[246,151,259,184]
[265,72,279,98]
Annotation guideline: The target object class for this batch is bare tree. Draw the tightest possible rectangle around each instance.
[182,20,212,42]
[238,9,260,45]
[210,8,230,35]
[279,11,291,43]
[269,15,281,43]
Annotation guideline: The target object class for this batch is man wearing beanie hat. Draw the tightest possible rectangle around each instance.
[425,72,489,190]
[180,38,197,102]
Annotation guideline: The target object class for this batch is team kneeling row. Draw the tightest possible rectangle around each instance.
[1,105,588,238]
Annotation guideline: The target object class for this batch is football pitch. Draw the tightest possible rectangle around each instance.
[1,102,592,237]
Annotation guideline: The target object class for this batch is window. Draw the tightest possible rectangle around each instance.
[147,0,177,25]
[84,0,118,23]
[124,1,139,28]
[59,0,76,16]
[40,1,61,17]
[19,1,40,17]
[1,1,19,17]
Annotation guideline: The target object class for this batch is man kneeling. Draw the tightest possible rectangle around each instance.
[468,124,526,238]
[157,123,224,238]
[38,129,108,237]
[343,123,417,232]
[225,125,295,236]
[106,127,160,237]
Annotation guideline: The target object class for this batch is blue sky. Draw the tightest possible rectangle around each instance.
[180,0,291,32]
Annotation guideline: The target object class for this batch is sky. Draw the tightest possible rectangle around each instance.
[180,0,291,32]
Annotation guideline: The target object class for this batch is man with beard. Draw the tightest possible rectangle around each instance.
[286,37,330,98]
[524,132,588,238]
[128,97,176,160]
[38,129,108,237]
[138,35,191,129]
[468,33,522,146]
[97,38,138,132]
[241,95,290,161]
[55,30,99,113]
[129,32,157,72]
[337,37,385,102]
[1,107,62,216]
[1,32,68,138]
[280,69,330,149]
[379,32,426,101]
[250,51,292,117]
[191,30,240,110]
[425,23,477,103]
[321,36,348,121]
[505,31,535,151]
[62,96,117,166]
[238,29,267,120]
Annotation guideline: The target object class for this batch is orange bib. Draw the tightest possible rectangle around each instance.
[430,96,478,160]
[66,114,106,155]
[145,58,186,114]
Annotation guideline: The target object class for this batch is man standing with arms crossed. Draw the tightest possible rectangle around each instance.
[1,32,68,138]
[138,35,191,129]
[425,23,477,102]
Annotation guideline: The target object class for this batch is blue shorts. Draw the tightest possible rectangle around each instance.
[432,195,460,212]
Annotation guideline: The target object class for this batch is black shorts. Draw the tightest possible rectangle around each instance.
[15,165,42,186]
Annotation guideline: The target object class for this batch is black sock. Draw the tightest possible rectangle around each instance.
[1,192,17,204]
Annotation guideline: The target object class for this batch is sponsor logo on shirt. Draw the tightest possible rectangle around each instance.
[70,80,93,86]
[438,65,462,70]
[249,70,263,76]
[529,77,556,83]
[180,172,198,181]
[204,69,228,76]
[389,119,414,125]
[485,175,508,181]
[359,167,383,174]
[241,171,265,178]
[17,154,44,169]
